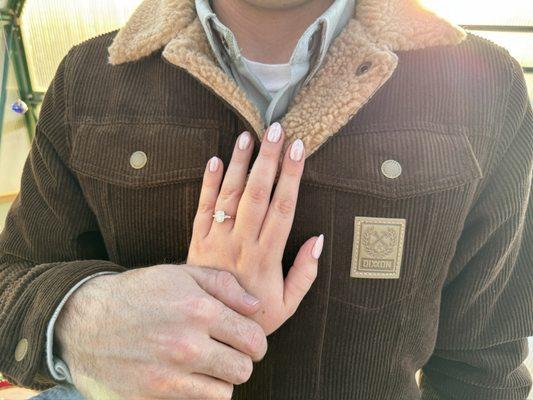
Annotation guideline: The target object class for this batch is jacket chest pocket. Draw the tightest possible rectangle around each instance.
[69,121,219,266]
[300,124,484,309]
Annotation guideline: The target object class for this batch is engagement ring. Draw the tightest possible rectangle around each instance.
[213,210,233,223]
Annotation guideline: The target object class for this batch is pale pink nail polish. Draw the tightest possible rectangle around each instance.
[208,157,219,172]
[290,139,304,161]
[238,131,251,150]
[312,234,324,260]
[267,122,282,143]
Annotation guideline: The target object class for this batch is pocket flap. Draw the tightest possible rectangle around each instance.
[70,121,219,188]
[303,123,483,199]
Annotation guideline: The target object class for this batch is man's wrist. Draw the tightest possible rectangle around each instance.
[46,271,121,382]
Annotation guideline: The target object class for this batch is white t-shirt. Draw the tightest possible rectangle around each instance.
[241,56,298,97]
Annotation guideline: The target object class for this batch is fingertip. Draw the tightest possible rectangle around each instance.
[281,140,305,176]
[265,122,284,144]
[204,157,224,186]
[311,234,324,260]
[237,131,252,151]
[289,139,305,162]
[207,156,221,173]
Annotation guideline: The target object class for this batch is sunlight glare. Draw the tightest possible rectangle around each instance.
[419,0,533,25]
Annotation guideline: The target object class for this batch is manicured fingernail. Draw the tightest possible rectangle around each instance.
[238,131,251,150]
[208,157,219,172]
[290,139,304,161]
[311,234,324,260]
[243,293,260,306]
[267,122,282,143]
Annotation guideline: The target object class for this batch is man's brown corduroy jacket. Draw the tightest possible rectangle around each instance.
[1,0,532,398]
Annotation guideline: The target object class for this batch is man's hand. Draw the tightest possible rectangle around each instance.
[187,123,324,335]
[55,264,267,400]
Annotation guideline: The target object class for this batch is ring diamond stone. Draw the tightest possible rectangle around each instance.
[213,210,232,223]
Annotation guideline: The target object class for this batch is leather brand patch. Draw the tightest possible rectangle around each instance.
[351,216,406,279]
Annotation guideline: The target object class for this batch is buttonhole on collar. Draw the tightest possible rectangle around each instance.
[356,61,372,76]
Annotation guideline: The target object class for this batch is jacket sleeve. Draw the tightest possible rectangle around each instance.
[0,51,127,391]
[420,58,533,399]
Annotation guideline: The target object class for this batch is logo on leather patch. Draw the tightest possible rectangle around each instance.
[351,216,406,279]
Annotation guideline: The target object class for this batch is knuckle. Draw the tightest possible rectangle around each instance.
[235,320,250,343]
[287,269,317,300]
[234,356,254,384]
[210,383,234,400]
[246,184,269,204]
[177,377,202,398]
[272,197,295,218]
[259,146,277,160]
[210,349,226,373]
[245,323,268,358]
[221,384,234,400]
[186,295,213,321]
[185,378,203,398]
[281,164,301,178]
[203,171,221,186]
[143,367,171,395]
[150,331,170,352]
[197,202,214,215]
[219,186,243,202]
[218,306,235,328]
[173,336,201,364]
[301,267,318,285]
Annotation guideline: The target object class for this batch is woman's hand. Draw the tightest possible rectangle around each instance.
[187,122,324,335]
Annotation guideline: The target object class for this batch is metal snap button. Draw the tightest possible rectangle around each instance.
[381,159,402,179]
[130,151,147,170]
[15,338,28,362]
[356,61,372,76]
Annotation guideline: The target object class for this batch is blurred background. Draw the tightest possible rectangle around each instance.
[0,0,531,398]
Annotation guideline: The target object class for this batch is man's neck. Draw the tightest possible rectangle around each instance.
[212,0,335,64]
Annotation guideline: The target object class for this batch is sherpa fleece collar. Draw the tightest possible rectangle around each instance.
[108,0,466,158]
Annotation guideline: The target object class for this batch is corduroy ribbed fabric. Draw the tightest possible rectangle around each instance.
[0,30,532,399]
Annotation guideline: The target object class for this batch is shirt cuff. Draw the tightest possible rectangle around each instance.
[45,271,121,383]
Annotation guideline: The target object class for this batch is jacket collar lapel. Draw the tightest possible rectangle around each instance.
[108,0,466,158]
